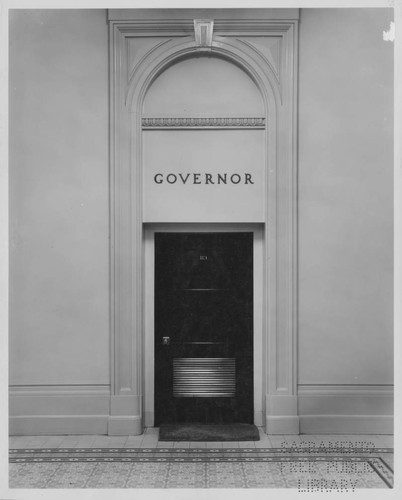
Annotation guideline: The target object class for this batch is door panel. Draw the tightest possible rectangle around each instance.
[154,232,253,425]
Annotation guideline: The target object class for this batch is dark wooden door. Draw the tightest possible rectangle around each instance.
[154,232,253,425]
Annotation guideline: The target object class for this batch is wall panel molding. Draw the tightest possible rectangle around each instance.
[298,385,394,396]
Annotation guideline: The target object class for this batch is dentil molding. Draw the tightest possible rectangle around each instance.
[142,117,266,129]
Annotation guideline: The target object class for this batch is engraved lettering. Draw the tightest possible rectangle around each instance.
[166,174,177,184]
[245,173,254,184]
[205,173,214,184]
[152,173,256,185]
[179,173,190,184]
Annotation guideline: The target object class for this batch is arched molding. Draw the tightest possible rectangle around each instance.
[125,36,281,117]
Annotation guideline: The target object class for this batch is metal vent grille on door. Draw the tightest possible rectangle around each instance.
[173,358,236,397]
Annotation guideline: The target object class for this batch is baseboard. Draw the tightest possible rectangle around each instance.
[266,416,300,435]
[108,416,143,435]
[9,385,394,435]
[144,411,154,427]
[265,395,299,434]
[299,415,393,434]
[298,385,393,434]
[9,416,109,435]
[9,385,111,435]
[254,410,263,427]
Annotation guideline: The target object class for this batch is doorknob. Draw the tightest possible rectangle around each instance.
[162,336,170,346]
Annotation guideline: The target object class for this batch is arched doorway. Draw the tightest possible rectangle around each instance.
[108,9,299,435]
[141,54,264,426]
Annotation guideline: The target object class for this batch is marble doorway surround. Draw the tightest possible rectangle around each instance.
[108,9,299,435]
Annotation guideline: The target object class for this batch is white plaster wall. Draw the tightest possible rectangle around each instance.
[8,8,394,393]
[9,10,110,385]
[298,9,394,385]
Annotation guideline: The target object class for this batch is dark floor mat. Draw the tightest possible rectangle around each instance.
[158,423,260,441]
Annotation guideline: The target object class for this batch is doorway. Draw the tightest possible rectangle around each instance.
[154,232,254,425]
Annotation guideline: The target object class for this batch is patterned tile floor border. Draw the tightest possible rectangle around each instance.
[9,447,394,489]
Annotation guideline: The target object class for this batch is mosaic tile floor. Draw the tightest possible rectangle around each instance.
[9,445,394,489]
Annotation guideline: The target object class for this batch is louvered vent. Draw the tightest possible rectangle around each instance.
[173,358,236,397]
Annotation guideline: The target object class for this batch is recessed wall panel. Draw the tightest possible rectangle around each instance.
[143,130,265,222]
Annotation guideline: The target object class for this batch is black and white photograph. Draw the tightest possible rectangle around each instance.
[1,0,400,497]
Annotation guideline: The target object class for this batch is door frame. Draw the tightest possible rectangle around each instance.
[144,223,264,428]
